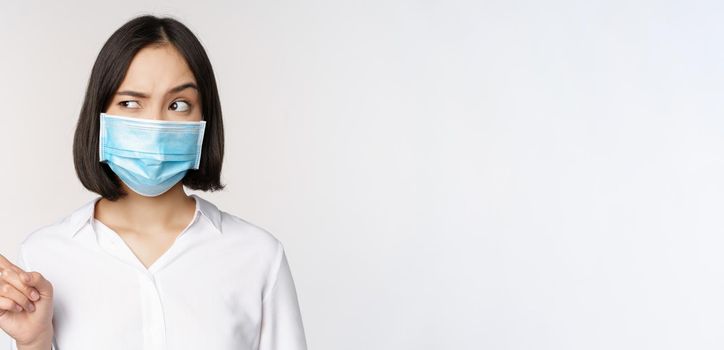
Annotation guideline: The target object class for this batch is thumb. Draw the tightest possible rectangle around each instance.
[21,271,53,297]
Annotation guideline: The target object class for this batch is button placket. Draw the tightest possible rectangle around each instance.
[96,223,170,350]
[139,273,167,350]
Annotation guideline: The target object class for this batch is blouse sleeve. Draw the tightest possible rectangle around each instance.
[258,242,308,350]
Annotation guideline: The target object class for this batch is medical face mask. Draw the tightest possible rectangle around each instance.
[99,112,206,197]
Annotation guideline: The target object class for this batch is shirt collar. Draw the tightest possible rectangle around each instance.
[66,193,223,238]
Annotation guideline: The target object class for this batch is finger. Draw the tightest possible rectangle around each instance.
[0,281,34,312]
[0,255,40,305]
[22,271,52,297]
[0,267,41,302]
[0,295,23,313]
[0,254,15,268]
[0,255,23,276]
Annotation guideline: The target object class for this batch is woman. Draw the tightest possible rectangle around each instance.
[0,15,308,350]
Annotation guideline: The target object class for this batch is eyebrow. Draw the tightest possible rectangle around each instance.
[115,82,198,98]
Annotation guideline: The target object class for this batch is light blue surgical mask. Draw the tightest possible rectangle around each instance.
[99,112,206,197]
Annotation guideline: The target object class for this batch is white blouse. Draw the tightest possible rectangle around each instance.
[9,194,308,350]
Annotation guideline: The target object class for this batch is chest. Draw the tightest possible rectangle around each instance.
[94,218,188,270]
[47,237,266,350]
[115,229,179,270]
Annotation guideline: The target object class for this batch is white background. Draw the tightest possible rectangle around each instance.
[2,0,723,349]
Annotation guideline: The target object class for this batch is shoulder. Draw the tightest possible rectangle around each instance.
[217,210,285,256]
[20,214,75,248]
[209,208,290,292]
[18,197,99,258]
[215,210,292,298]
[15,211,77,271]
[193,193,284,255]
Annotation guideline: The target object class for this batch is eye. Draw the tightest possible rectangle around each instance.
[170,100,191,112]
[119,100,141,109]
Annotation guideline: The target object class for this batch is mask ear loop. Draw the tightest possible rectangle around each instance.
[194,121,207,170]
[99,113,107,163]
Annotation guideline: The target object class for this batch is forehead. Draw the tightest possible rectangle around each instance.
[118,44,196,92]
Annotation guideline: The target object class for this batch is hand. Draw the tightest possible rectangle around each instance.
[0,254,54,346]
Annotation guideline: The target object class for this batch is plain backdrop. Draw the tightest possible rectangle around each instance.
[1,0,723,349]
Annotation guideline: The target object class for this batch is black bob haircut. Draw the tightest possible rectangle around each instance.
[73,14,225,201]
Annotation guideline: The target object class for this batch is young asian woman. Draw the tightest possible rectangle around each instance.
[0,14,308,350]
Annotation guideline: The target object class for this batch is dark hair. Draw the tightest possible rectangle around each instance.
[73,14,225,200]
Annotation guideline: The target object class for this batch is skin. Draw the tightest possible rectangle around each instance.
[0,42,203,349]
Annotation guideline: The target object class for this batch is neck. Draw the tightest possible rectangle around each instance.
[95,182,196,233]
